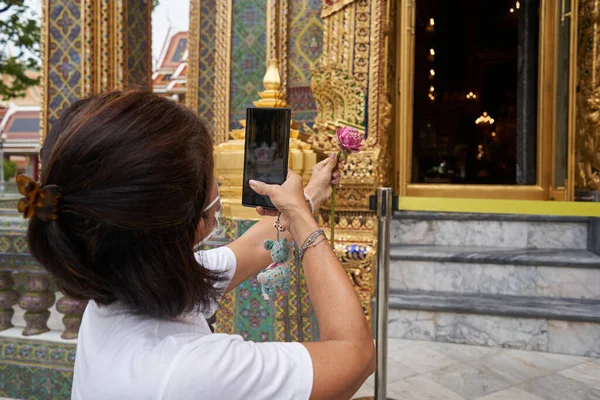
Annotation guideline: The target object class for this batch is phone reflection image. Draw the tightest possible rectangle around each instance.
[242,107,291,209]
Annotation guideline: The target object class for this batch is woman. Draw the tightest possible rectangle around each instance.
[24,91,375,399]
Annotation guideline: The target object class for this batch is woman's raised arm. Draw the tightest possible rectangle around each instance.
[250,172,376,400]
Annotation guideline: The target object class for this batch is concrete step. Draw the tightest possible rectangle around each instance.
[388,290,600,357]
[389,290,600,322]
[390,245,600,300]
[392,211,591,250]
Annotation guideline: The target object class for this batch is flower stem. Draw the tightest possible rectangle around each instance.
[330,184,336,247]
[330,151,343,249]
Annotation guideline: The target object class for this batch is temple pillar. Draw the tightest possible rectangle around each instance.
[41,0,152,140]
[37,0,152,338]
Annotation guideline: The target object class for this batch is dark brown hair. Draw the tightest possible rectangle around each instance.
[28,91,224,319]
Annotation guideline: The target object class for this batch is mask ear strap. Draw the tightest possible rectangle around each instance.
[203,195,221,213]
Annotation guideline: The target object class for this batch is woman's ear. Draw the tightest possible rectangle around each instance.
[195,218,207,244]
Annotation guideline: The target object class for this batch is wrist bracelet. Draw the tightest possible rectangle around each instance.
[301,236,328,260]
[299,229,327,260]
[303,192,315,214]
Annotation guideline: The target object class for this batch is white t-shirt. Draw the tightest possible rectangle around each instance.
[71,246,314,400]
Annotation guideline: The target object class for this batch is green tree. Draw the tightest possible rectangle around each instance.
[0,1,41,101]
[3,159,16,181]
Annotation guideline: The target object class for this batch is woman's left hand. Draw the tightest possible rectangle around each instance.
[304,153,344,210]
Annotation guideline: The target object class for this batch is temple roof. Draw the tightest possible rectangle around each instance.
[0,105,41,154]
[153,30,188,95]
[0,70,42,108]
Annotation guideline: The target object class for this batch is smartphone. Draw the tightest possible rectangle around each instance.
[242,107,291,210]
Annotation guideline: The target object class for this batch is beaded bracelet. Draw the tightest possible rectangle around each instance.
[299,229,327,260]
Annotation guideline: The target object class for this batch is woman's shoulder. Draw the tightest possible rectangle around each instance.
[195,246,237,273]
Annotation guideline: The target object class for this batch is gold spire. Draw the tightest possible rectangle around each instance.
[253,59,287,108]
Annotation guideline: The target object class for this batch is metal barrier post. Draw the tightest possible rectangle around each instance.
[375,187,393,400]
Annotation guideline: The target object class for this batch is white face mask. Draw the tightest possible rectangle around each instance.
[200,191,222,243]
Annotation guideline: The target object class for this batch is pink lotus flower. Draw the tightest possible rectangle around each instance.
[336,126,364,154]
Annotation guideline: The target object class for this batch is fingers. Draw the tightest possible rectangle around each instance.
[286,169,303,186]
[331,170,341,185]
[249,179,275,196]
[313,155,333,171]
[321,153,339,174]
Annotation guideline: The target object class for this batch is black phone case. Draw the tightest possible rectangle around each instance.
[242,107,291,210]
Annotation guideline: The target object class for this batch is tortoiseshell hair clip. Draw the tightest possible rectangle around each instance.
[16,175,62,221]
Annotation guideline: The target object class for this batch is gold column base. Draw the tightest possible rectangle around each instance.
[253,90,287,108]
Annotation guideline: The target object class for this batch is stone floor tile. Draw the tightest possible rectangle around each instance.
[352,384,374,399]
[388,375,465,400]
[507,348,592,371]
[469,349,554,384]
[474,387,545,400]
[386,358,418,383]
[391,344,459,374]
[426,362,510,400]
[426,341,498,362]
[363,373,375,388]
[387,338,419,352]
[520,373,600,400]
[558,361,600,391]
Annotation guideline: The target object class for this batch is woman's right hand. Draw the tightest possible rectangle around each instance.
[249,171,317,235]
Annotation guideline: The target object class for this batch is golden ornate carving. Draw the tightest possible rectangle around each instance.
[83,0,95,96]
[344,4,356,73]
[340,244,374,294]
[354,0,370,88]
[40,0,49,150]
[214,0,233,144]
[279,0,288,98]
[113,0,125,89]
[311,0,394,317]
[575,0,600,193]
[310,65,366,154]
[321,0,359,19]
[367,0,385,148]
[99,0,111,92]
[187,0,201,113]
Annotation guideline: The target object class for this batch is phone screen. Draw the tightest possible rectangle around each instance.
[242,107,291,209]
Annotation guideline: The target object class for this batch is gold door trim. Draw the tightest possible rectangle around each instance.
[567,0,578,200]
[405,184,545,200]
[398,196,600,216]
[395,0,560,201]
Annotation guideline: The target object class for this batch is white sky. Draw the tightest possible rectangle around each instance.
[4,0,189,68]
[152,0,190,66]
